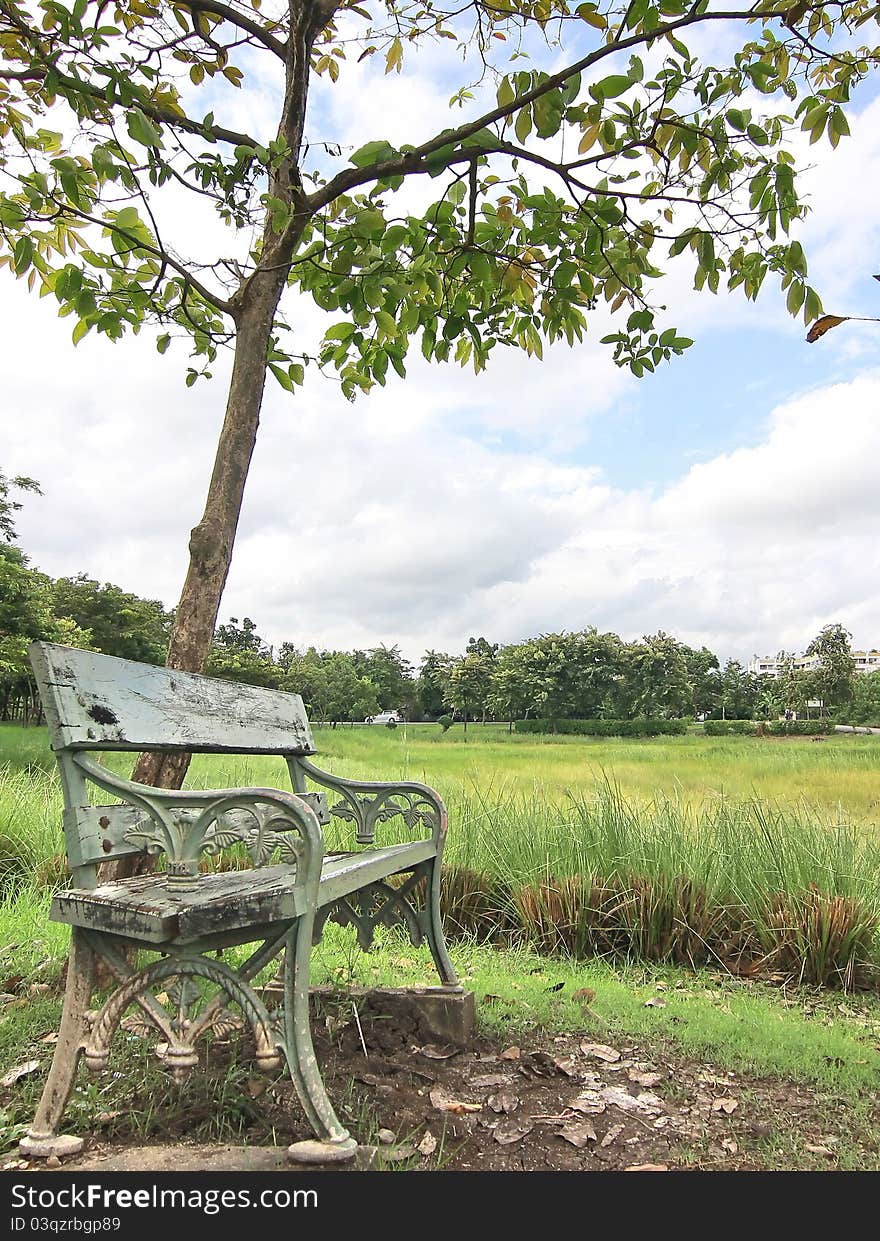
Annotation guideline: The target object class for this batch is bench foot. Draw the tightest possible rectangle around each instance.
[287,1137,358,1165]
[19,1133,85,1159]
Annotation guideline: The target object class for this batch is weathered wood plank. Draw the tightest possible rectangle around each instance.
[51,866,305,943]
[316,841,436,905]
[51,841,436,942]
[31,642,315,754]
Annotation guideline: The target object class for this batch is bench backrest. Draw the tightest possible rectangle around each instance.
[30,641,315,755]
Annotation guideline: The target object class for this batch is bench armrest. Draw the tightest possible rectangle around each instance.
[73,755,323,889]
[294,757,447,848]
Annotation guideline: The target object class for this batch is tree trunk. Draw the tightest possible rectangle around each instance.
[131,268,290,792]
[101,1,337,888]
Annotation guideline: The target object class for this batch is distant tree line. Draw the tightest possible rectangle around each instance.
[1,471,870,726]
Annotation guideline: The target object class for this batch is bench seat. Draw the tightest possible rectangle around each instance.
[51,841,436,944]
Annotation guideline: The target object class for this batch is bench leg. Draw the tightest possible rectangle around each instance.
[283,916,358,1164]
[20,928,96,1159]
[424,857,460,987]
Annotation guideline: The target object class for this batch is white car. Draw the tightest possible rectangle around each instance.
[365,711,403,724]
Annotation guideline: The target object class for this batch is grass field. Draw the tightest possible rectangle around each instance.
[2,721,880,983]
[2,722,880,1167]
[3,718,880,816]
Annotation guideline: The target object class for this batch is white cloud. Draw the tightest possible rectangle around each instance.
[6,261,879,666]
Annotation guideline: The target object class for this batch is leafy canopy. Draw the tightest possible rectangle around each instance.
[2,0,878,396]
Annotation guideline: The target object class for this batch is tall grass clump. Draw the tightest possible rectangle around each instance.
[2,724,879,989]
[438,779,880,988]
[0,762,65,892]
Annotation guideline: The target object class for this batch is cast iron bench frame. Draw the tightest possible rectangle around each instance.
[21,641,459,1163]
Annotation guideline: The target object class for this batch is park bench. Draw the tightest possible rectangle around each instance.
[20,641,460,1163]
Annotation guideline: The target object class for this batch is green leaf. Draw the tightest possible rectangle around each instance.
[156,333,170,354]
[269,362,293,391]
[375,309,397,337]
[590,75,632,103]
[497,77,515,108]
[324,321,356,342]
[515,106,532,144]
[71,319,90,345]
[350,140,396,168]
[125,108,163,149]
[786,281,805,315]
[533,92,564,139]
[13,236,33,275]
[576,3,607,29]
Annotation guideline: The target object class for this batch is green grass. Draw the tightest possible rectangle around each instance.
[2,722,880,984]
[3,927,880,1158]
[3,722,880,1164]
[5,719,880,820]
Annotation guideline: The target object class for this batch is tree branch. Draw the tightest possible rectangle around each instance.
[170,0,288,59]
[307,6,782,211]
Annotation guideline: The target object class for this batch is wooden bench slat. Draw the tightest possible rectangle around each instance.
[31,642,315,754]
[51,841,436,944]
[317,840,435,905]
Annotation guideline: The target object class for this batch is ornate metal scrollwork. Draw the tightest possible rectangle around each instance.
[328,790,440,845]
[71,755,321,887]
[84,954,282,1083]
[314,868,428,951]
[121,801,307,880]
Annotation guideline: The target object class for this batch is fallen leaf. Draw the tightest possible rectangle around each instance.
[545,981,565,992]
[429,1087,481,1115]
[519,1051,574,1078]
[572,988,596,1005]
[570,1093,607,1116]
[625,1163,668,1171]
[627,1069,662,1087]
[0,1060,40,1087]
[805,1144,835,1158]
[96,1111,122,1125]
[38,1032,59,1045]
[471,1073,512,1089]
[721,1138,739,1154]
[712,1097,739,1115]
[417,1043,459,1060]
[558,1120,597,1148]
[487,1090,520,1115]
[600,1085,664,1115]
[383,1146,416,1163]
[600,1123,625,1148]
[481,994,504,1005]
[28,982,50,995]
[643,997,666,1008]
[417,1132,437,1157]
[378,1129,396,1145]
[580,1042,621,1063]
[246,1078,267,1099]
[493,1117,533,1145]
[499,1046,521,1061]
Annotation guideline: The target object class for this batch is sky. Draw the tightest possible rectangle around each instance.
[2,11,880,667]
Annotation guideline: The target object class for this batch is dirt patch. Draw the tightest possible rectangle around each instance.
[6,998,878,1172]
